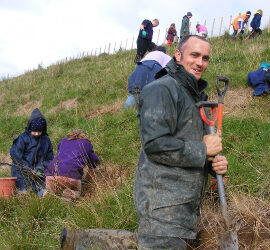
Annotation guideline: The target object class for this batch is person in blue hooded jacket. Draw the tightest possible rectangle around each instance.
[10,108,54,196]
[124,46,171,109]
[249,9,263,39]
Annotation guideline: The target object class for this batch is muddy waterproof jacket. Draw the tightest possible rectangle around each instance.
[134,59,213,239]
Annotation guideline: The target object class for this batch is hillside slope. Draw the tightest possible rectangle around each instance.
[0,32,269,248]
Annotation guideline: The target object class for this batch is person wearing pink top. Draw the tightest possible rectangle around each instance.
[196,24,208,38]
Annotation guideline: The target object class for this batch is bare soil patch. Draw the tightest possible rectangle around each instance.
[47,98,78,114]
[0,154,12,176]
[208,88,253,117]
[85,100,124,119]
[13,101,41,116]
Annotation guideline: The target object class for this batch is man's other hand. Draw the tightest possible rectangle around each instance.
[203,134,222,156]
[211,155,228,175]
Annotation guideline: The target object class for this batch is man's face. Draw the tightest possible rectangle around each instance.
[174,37,210,80]
[152,20,159,27]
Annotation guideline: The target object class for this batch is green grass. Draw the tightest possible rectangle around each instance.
[0,31,269,248]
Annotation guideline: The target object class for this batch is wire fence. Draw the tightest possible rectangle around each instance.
[84,15,270,57]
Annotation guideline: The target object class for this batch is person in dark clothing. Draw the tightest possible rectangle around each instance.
[134,35,228,249]
[180,12,192,40]
[249,9,263,39]
[124,48,171,109]
[10,108,54,196]
[166,23,177,46]
[134,19,159,64]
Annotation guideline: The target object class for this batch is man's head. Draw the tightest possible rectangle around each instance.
[152,19,159,27]
[175,35,210,80]
[187,12,192,18]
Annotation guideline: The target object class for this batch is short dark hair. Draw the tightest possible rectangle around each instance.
[152,19,159,23]
[178,35,208,52]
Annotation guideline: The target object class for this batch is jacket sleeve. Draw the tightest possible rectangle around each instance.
[10,136,30,168]
[139,84,206,168]
[85,142,99,168]
[37,139,54,171]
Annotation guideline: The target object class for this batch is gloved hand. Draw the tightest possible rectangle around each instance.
[173,32,176,36]
[240,29,244,34]
[36,169,44,177]
[141,30,147,37]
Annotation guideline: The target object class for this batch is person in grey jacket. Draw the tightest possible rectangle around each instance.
[134,35,228,249]
[180,12,192,40]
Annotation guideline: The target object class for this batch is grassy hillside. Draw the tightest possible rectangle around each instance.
[0,32,269,248]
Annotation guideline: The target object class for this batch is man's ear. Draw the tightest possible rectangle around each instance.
[174,49,181,63]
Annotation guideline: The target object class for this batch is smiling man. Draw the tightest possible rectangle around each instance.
[134,35,228,249]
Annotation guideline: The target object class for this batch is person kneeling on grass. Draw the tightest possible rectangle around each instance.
[44,130,99,200]
[10,108,54,196]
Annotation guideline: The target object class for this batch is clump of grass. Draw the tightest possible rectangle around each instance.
[197,192,270,249]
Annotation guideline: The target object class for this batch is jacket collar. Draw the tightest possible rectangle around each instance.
[156,58,208,98]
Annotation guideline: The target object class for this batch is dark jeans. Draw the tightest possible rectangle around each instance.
[249,28,262,39]
[11,166,45,196]
[135,38,156,63]
[232,29,238,37]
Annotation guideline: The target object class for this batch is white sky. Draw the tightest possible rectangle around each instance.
[0,0,269,78]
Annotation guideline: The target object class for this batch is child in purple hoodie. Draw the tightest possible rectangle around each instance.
[45,130,99,200]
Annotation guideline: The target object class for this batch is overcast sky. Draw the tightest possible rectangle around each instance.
[0,0,269,78]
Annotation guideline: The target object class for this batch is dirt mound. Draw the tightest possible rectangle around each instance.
[48,98,78,114]
[13,101,41,116]
[192,193,270,249]
[0,154,12,176]
[85,100,124,119]
[208,88,253,117]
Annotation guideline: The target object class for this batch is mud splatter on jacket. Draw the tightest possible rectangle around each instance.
[134,58,213,239]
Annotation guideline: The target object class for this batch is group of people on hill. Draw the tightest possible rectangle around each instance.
[133,12,208,63]
[9,108,99,200]
[231,9,263,39]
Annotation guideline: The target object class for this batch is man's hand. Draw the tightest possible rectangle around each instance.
[203,134,222,156]
[211,155,228,175]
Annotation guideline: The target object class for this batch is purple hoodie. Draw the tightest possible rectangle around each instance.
[45,137,99,179]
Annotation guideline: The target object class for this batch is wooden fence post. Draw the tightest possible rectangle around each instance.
[228,15,232,33]
[95,48,97,56]
[156,29,160,45]
[246,19,250,32]
[119,40,122,51]
[268,17,270,33]
[219,17,223,36]
[104,45,106,53]
[99,47,101,55]
[91,49,93,56]
[131,37,134,50]
[163,28,168,44]
[108,43,111,54]
[125,39,128,50]
[114,42,116,53]
[204,20,206,26]
[211,18,215,37]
